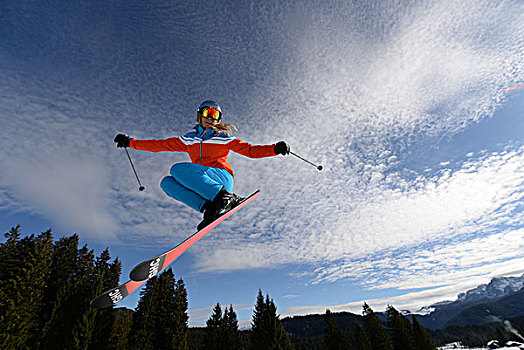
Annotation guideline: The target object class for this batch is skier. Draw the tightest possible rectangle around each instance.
[114,100,290,230]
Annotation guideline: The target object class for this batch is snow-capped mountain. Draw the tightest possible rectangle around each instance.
[457,274,524,302]
[414,274,524,330]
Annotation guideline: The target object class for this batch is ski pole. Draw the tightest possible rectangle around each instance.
[124,148,145,191]
[290,151,323,171]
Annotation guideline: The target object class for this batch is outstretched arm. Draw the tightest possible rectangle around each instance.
[114,133,187,153]
[227,138,289,158]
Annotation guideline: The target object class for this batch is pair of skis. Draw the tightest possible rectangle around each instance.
[90,190,260,309]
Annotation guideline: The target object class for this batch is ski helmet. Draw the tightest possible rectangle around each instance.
[197,100,222,122]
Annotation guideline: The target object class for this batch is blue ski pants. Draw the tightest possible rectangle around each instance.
[160,162,234,212]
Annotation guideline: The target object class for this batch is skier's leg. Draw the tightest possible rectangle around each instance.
[169,163,234,201]
[160,176,207,212]
[203,166,234,193]
[168,162,239,229]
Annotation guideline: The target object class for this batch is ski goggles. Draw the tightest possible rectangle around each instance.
[200,106,221,121]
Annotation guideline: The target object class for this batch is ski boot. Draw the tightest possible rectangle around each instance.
[197,188,244,231]
[197,200,216,231]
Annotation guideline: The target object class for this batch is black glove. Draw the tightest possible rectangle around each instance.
[274,141,290,155]
[114,134,131,148]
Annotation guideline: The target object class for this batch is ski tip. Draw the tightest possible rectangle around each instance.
[245,189,261,201]
[129,261,152,282]
[90,295,114,309]
[245,189,260,201]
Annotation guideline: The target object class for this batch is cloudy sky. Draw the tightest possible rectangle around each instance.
[2,0,524,326]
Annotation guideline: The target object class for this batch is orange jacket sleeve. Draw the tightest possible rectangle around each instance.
[227,138,277,158]
[129,137,187,153]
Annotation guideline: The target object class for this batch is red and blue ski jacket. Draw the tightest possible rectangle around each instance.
[130,125,277,178]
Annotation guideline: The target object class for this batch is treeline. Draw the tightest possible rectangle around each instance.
[289,304,436,350]
[0,225,121,349]
[0,226,295,349]
[1,226,438,350]
[428,315,524,348]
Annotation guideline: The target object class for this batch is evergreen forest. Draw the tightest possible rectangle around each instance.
[0,225,448,350]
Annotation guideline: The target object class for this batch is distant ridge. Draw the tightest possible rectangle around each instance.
[457,274,524,302]
[414,274,524,329]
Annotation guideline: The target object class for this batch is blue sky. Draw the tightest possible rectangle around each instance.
[1,0,524,327]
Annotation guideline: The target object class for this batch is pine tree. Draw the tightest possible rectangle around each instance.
[362,303,392,350]
[205,303,224,350]
[73,307,97,350]
[172,277,189,350]
[90,249,122,350]
[40,234,83,349]
[153,268,179,350]
[1,228,123,350]
[411,315,436,350]
[39,235,120,350]
[69,245,98,350]
[40,234,80,348]
[251,290,266,348]
[128,269,188,350]
[251,290,293,350]
[353,322,372,350]
[386,306,415,350]
[324,309,347,350]
[42,242,101,350]
[111,308,132,350]
[204,303,242,350]
[0,226,54,350]
[223,305,242,350]
[128,277,157,350]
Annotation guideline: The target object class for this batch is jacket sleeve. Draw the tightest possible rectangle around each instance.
[130,137,187,153]
[227,138,277,158]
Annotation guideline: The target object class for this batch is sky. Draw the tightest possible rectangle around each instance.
[1,0,524,327]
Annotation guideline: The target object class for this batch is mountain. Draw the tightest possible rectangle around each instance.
[457,274,524,303]
[415,274,524,330]
[443,287,524,328]
[277,279,524,349]
[279,275,524,336]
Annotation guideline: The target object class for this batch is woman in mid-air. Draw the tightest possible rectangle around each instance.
[114,100,290,230]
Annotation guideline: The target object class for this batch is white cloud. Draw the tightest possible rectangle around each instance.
[283,294,299,299]
[315,229,524,289]
[184,0,524,285]
[195,146,524,278]
[280,282,473,317]
[1,153,118,239]
[1,0,523,317]
[0,89,119,239]
[282,269,524,318]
